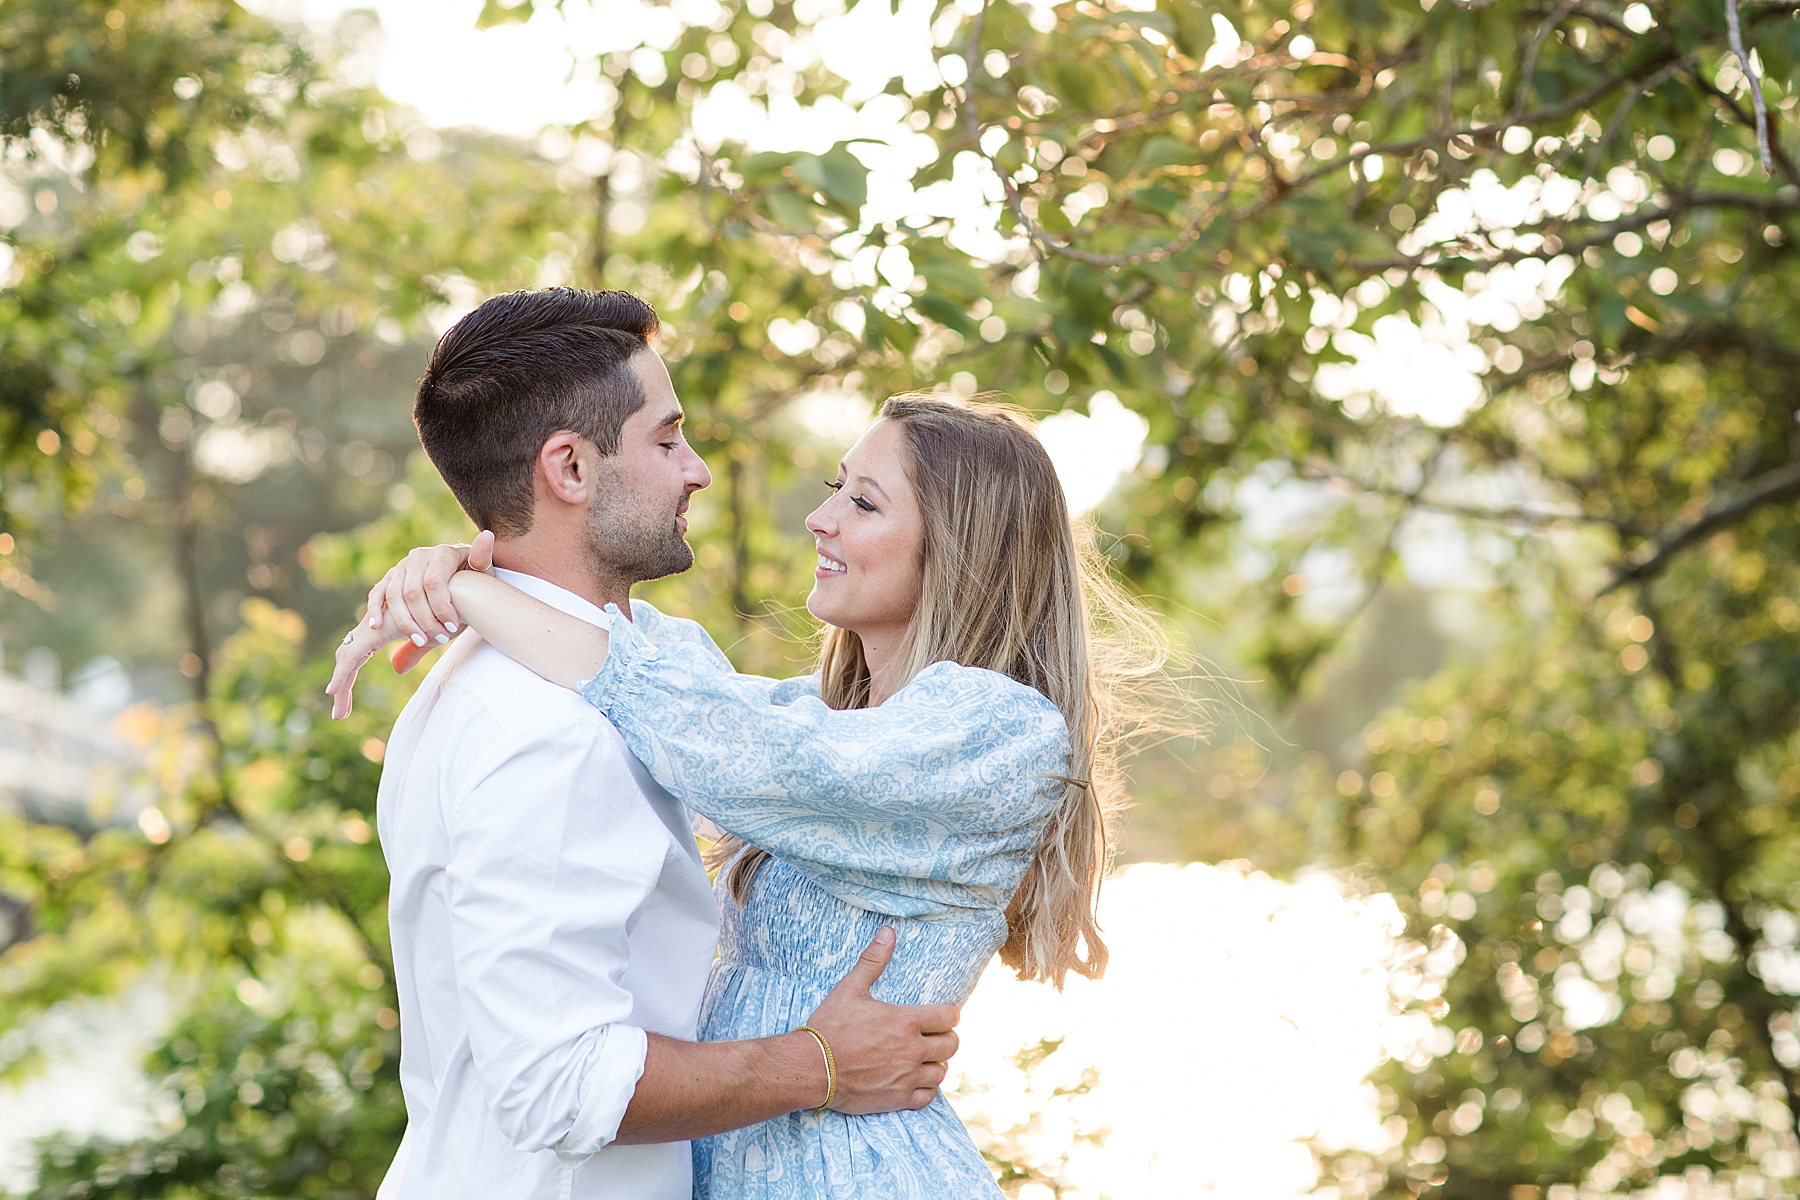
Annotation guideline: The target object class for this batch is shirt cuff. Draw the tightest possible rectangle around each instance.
[555,1022,649,1160]
[576,603,652,715]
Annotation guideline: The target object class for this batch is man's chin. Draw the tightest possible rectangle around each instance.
[634,541,695,585]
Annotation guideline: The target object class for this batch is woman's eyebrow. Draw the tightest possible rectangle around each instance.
[855,475,890,501]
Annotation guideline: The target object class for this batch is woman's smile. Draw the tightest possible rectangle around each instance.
[802,419,925,658]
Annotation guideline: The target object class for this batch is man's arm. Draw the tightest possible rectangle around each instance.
[445,703,959,1161]
[616,926,960,1144]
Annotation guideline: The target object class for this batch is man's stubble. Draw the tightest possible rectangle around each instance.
[581,469,694,589]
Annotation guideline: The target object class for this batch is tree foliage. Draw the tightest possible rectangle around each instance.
[9,0,1800,1195]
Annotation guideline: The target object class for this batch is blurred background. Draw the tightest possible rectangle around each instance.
[3,0,1800,1196]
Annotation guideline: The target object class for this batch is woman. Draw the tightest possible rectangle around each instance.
[331,394,1156,1197]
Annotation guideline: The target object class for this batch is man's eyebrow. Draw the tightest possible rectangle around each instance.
[654,409,683,431]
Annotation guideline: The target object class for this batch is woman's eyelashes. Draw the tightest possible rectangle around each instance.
[823,478,877,513]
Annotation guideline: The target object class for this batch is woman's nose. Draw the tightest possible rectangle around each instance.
[805,503,833,537]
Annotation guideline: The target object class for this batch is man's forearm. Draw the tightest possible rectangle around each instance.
[612,1031,825,1145]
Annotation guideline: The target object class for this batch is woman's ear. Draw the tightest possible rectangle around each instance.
[536,432,592,506]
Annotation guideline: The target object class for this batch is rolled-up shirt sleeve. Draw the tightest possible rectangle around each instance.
[443,713,663,1160]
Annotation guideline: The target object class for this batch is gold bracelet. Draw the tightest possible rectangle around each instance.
[793,1024,836,1113]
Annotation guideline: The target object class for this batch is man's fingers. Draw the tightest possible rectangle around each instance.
[469,529,496,573]
[911,1003,961,1035]
[830,926,896,999]
[919,1030,958,1064]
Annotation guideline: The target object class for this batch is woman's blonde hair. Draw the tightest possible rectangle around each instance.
[708,393,1171,986]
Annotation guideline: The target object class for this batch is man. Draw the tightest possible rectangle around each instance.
[338,289,958,1198]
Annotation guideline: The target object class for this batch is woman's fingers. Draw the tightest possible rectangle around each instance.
[468,529,497,573]
[387,545,472,646]
[391,639,431,675]
[413,545,470,636]
[327,622,383,718]
[326,602,413,718]
[367,573,390,631]
[383,565,430,648]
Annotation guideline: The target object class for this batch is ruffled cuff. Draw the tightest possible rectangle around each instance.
[575,602,653,716]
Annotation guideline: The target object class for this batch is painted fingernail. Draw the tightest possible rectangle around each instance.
[411,633,427,647]
[370,614,382,628]
[445,622,458,633]
[435,634,449,645]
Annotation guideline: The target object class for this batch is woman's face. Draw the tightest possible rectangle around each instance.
[804,418,925,646]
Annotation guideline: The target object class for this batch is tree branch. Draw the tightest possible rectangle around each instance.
[1726,0,1775,171]
[1510,0,1583,127]
[1601,459,1800,593]
[1301,462,1625,528]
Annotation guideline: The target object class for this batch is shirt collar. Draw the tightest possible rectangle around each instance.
[490,568,615,627]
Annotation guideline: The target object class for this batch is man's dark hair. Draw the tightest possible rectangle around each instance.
[413,288,660,537]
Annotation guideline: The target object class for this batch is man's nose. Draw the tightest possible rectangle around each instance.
[685,446,713,491]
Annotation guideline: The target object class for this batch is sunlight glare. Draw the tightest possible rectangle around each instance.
[947,862,1410,1199]
[1036,392,1148,515]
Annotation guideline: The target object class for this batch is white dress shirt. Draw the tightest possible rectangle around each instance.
[375,570,720,1200]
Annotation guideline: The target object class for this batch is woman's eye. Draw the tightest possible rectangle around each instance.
[824,479,844,492]
[851,495,876,513]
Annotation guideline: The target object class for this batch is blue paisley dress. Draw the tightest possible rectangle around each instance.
[576,599,1070,1200]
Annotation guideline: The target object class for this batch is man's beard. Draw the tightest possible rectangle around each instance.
[582,487,694,586]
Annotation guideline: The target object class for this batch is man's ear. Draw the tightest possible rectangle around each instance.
[536,432,593,507]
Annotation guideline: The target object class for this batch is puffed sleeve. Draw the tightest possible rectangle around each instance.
[579,607,1070,917]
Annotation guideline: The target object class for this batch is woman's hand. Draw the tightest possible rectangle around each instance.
[367,530,498,648]
[326,601,412,720]
[325,531,497,719]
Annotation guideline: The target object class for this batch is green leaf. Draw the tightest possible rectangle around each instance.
[792,144,868,213]
[917,257,988,302]
[475,0,533,27]
[1136,136,1200,173]
[913,291,978,334]
[764,189,817,230]
[741,150,803,186]
[1597,293,1628,344]
[863,299,889,353]
[1133,183,1181,215]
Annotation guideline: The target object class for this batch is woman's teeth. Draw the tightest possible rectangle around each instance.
[817,554,846,574]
